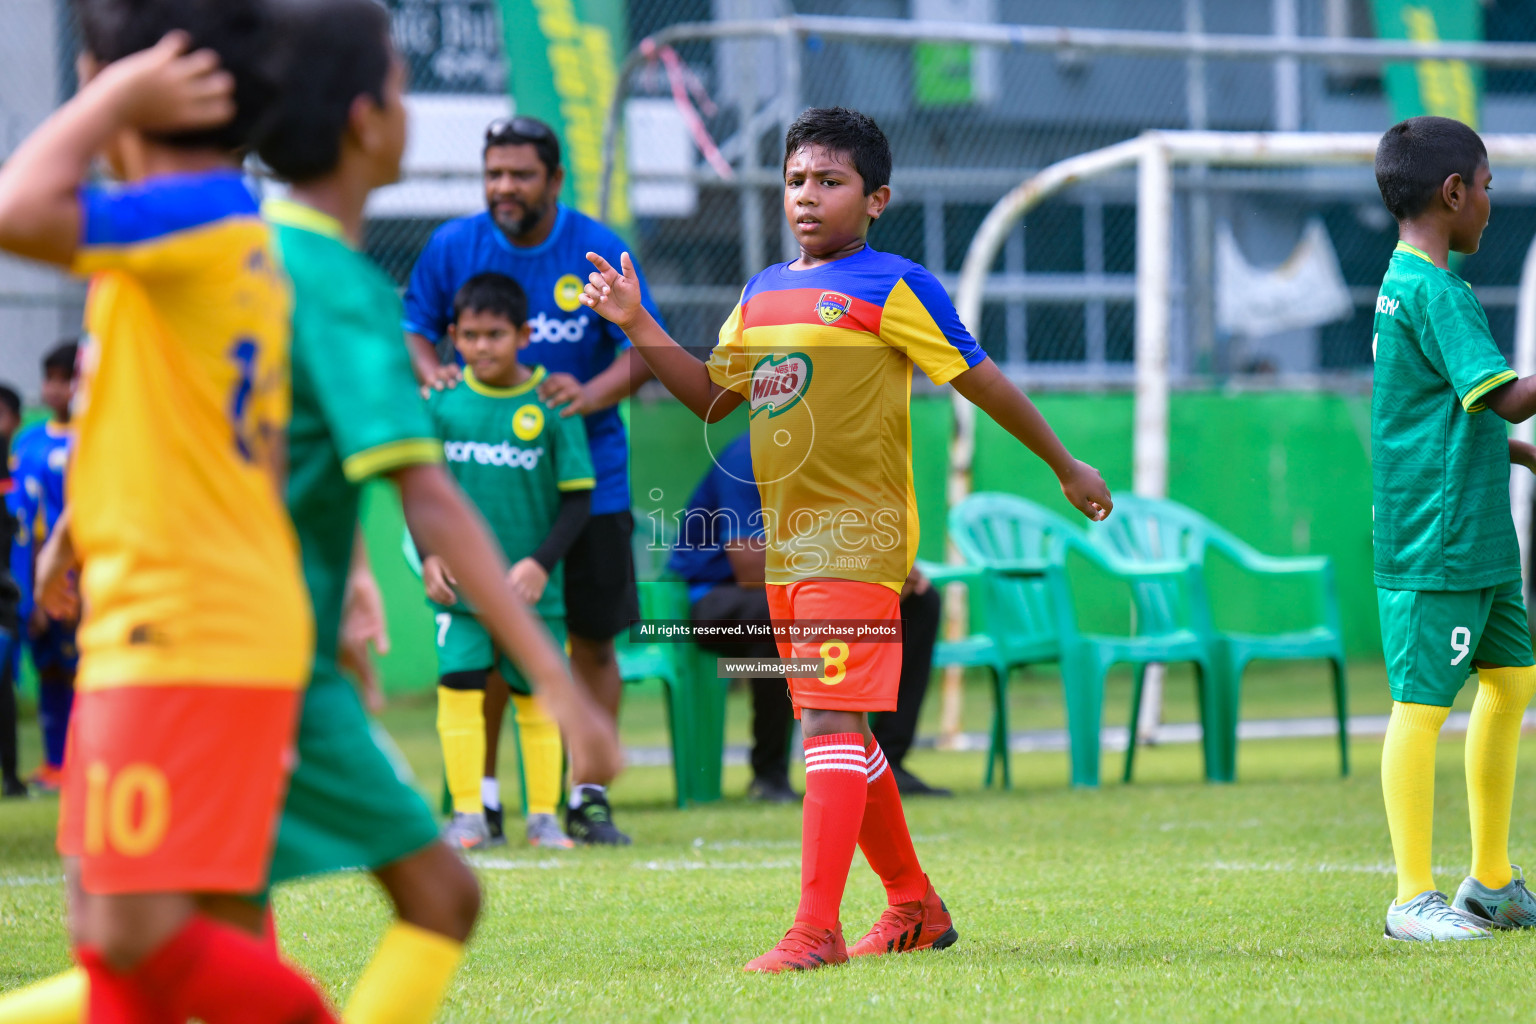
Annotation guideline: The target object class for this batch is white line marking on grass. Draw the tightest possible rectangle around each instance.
[635,859,798,872]
[691,834,949,851]
[470,858,572,871]
[467,856,799,873]
[623,711,1510,763]
[0,874,61,887]
[691,838,800,851]
[1212,860,1459,876]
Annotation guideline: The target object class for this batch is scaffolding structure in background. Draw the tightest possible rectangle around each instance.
[592,13,1536,386]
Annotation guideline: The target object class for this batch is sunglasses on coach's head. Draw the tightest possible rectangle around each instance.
[485,117,556,148]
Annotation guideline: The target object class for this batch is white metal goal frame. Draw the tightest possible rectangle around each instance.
[954,131,1536,590]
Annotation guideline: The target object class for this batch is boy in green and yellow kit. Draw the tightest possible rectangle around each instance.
[1372,115,1536,940]
[423,272,596,851]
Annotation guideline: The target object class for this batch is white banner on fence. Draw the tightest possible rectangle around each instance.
[1216,217,1354,339]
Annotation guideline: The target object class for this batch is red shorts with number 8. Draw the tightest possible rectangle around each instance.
[766,579,902,714]
[57,685,301,895]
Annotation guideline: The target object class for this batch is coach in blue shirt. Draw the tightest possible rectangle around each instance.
[403,117,661,845]
[669,435,950,801]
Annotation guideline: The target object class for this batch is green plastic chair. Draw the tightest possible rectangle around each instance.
[617,512,728,807]
[1087,495,1348,782]
[914,554,1058,790]
[950,493,1225,787]
[615,579,726,808]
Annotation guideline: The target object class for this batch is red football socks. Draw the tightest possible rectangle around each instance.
[858,738,929,905]
[80,914,338,1024]
[795,732,869,930]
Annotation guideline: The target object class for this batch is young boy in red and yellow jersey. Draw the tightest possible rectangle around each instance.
[581,106,1112,971]
[0,3,336,1020]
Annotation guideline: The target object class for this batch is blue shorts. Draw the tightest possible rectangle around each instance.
[29,618,77,675]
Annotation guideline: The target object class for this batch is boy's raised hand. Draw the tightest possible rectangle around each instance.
[1060,459,1113,522]
[581,251,643,328]
[92,31,236,135]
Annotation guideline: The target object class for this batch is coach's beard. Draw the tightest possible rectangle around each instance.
[493,202,548,241]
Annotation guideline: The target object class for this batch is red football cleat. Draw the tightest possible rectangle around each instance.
[743,923,848,973]
[849,879,959,957]
[27,764,63,794]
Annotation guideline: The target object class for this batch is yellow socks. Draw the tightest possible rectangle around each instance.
[0,968,84,1024]
[1381,700,1450,905]
[1465,665,1536,889]
[512,693,564,817]
[437,686,486,814]
[344,922,465,1024]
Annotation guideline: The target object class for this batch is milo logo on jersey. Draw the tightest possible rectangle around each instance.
[749,352,814,418]
[443,440,545,471]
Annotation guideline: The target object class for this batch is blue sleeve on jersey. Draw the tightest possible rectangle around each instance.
[80,172,257,247]
[900,265,986,369]
[6,482,34,620]
[402,226,455,343]
[39,436,67,537]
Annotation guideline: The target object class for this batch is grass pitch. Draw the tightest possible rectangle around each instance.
[4,662,1535,1023]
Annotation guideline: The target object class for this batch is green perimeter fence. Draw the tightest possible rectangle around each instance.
[361,389,1379,694]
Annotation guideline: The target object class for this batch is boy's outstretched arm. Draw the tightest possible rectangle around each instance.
[393,463,622,784]
[0,33,234,266]
[1485,378,1536,424]
[580,251,742,422]
[950,358,1113,521]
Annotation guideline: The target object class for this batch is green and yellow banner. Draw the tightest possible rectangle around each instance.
[496,0,630,225]
[1371,0,1483,127]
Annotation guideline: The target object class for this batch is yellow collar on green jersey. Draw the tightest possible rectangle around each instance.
[261,198,349,244]
[465,364,545,398]
[1394,241,1436,266]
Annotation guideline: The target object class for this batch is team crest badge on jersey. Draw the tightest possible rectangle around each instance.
[554,274,584,313]
[815,291,852,325]
[749,352,813,418]
[512,404,545,441]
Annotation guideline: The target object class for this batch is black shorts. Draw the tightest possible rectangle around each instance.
[563,510,640,641]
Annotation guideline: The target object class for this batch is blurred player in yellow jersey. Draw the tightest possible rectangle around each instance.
[0,2,335,1022]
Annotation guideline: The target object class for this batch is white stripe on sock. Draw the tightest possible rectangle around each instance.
[865,743,889,783]
[805,762,869,774]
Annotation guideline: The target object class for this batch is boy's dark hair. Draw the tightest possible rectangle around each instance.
[0,386,21,423]
[1375,116,1488,221]
[783,107,892,195]
[258,0,393,183]
[74,0,279,153]
[43,341,78,379]
[453,273,528,328]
